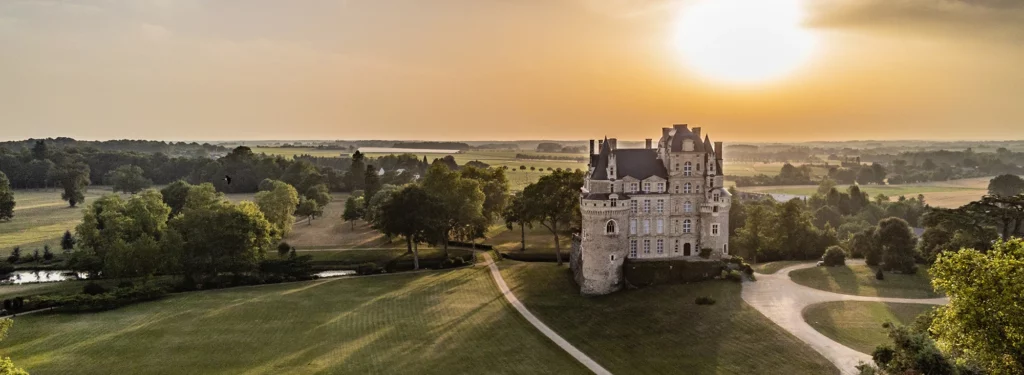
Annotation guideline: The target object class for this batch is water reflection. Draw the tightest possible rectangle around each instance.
[1,270,88,284]
[313,270,356,278]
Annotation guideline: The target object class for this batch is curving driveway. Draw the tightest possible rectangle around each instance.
[741,261,948,375]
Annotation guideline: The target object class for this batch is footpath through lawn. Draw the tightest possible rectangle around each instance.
[497,260,840,375]
[3,267,588,375]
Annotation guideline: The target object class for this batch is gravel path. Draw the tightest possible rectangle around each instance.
[742,261,947,375]
[481,253,612,375]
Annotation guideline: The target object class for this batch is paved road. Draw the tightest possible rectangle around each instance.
[480,253,612,375]
[741,261,948,375]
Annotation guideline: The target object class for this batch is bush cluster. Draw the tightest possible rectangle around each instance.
[823,246,847,267]
[35,283,168,312]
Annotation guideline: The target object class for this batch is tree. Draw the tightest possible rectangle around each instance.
[183,182,224,211]
[876,217,917,273]
[32,140,49,160]
[930,239,1024,374]
[822,245,845,266]
[304,183,332,207]
[813,206,843,230]
[988,174,1024,197]
[344,151,366,191]
[849,227,879,261]
[502,192,531,251]
[254,180,299,238]
[863,323,958,375]
[363,185,399,229]
[295,197,322,225]
[421,163,485,257]
[378,185,443,270]
[460,166,510,222]
[522,169,584,265]
[160,179,192,217]
[277,242,292,257]
[61,230,76,252]
[73,190,172,278]
[0,171,14,221]
[816,177,837,196]
[735,203,779,264]
[363,165,381,203]
[106,164,153,194]
[342,196,365,229]
[0,319,29,375]
[165,200,274,281]
[54,162,90,207]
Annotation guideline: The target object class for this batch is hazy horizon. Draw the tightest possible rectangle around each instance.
[2,0,1023,142]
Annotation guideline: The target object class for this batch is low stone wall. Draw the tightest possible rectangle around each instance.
[623,258,725,287]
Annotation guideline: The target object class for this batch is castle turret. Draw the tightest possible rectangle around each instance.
[573,192,631,295]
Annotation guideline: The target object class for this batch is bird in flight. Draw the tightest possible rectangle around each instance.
[224,175,232,185]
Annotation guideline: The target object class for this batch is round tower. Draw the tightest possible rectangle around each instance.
[702,187,732,259]
[577,193,630,295]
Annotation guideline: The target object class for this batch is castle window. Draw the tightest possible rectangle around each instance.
[724,244,728,255]
[712,224,720,236]
[643,220,650,234]
[643,200,651,213]
[657,239,664,254]
[611,184,615,193]
[697,163,700,171]
[630,200,638,213]
[674,185,680,194]
[630,183,638,193]
[629,219,637,235]
[656,182,664,192]
[683,183,692,194]
[643,182,651,192]
[684,243,692,256]
[713,192,720,202]
[610,254,616,261]
[683,219,692,234]
[684,201,693,213]
[629,240,637,258]
[606,220,617,234]
[656,199,664,213]
[684,162,692,176]
[713,206,719,213]
[643,239,651,254]
[610,198,618,207]
[657,219,664,234]
[674,163,679,171]
[674,239,679,252]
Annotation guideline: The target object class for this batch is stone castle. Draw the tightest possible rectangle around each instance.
[570,124,732,296]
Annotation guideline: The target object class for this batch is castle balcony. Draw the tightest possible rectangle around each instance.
[699,203,714,213]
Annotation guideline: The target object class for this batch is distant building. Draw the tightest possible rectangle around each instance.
[571,124,731,296]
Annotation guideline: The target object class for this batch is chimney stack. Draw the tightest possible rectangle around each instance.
[598,139,604,152]
[715,142,724,161]
[645,138,652,149]
[608,138,618,150]
[589,139,595,155]
[673,124,688,132]
[662,127,672,138]
[693,127,701,139]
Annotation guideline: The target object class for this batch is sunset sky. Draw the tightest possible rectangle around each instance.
[1,0,1022,142]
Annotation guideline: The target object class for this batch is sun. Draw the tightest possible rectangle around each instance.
[673,0,819,85]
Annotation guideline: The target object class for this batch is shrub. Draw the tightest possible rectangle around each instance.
[875,269,884,280]
[38,283,168,312]
[43,245,54,261]
[723,270,743,283]
[2,299,11,310]
[0,262,13,276]
[277,242,292,257]
[82,282,108,295]
[695,296,716,305]
[823,246,846,267]
[356,262,382,275]
[743,264,754,275]
[6,246,20,264]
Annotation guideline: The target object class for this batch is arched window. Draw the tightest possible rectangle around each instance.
[684,201,693,213]
[606,220,617,234]
[683,219,692,233]
[683,162,693,176]
[683,183,692,194]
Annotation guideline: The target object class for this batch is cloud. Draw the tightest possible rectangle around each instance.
[807,0,1024,42]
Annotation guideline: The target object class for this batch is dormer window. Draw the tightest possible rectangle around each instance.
[656,182,664,192]
[643,182,651,192]
[610,198,618,207]
[713,193,720,202]
[631,183,638,193]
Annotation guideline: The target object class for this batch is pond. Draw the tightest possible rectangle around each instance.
[313,270,356,278]
[1,270,88,284]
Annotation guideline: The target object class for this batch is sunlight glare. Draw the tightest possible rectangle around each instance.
[673,0,819,85]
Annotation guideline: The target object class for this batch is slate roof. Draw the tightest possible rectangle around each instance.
[614,149,668,180]
[669,124,705,152]
[582,192,632,200]
[590,137,612,180]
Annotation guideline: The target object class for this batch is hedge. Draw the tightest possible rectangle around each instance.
[448,241,493,250]
[624,259,725,287]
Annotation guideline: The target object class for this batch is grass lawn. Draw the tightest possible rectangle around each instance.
[734,177,990,208]
[753,261,811,274]
[789,264,940,299]
[4,267,589,375]
[484,224,569,253]
[0,188,122,254]
[497,260,840,374]
[803,301,936,354]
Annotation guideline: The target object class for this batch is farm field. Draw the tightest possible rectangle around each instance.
[497,260,840,374]
[735,177,991,208]
[3,267,588,375]
[789,264,940,299]
[803,301,936,354]
[723,161,829,177]
[0,187,124,254]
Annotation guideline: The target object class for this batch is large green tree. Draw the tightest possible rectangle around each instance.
[54,162,90,207]
[931,239,1024,374]
[421,163,485,257]
[502,191,531,251]
[522,169,584,265]
[342,195,365,229]
[106,164,153,194]
[0,171,14,221]
[988,174,1024,197]
[294,197,322,225]
[363,185,399,230]
[254,180,299,238]
[459,166,510,222]
[73,189,172,278]
[160,179,192,217]
[876,217,917,273]
[734,203,779,264]
[378,185,443,270]
[164,200,274,281]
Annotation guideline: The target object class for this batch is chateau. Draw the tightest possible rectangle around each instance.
[570,124,732,296]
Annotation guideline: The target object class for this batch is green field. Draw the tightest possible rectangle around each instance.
[497,260,839,374]
[734,177,990,208]
[753,261,811,274]
[3,267,589,375]
[724,162,830,178]
[789,264,940,299]
[803,301,936,354]
[0,188,125,254]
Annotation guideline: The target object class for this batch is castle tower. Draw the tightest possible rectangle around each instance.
[576,192,630,295]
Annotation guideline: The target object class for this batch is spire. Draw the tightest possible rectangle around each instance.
[703,134,713,154]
